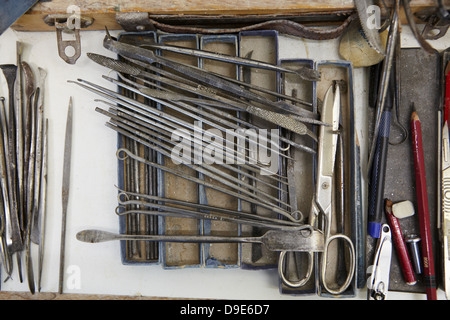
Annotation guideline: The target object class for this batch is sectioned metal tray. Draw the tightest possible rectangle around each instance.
[114,30,362,297]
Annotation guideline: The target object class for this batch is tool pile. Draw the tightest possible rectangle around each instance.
[71,31,319,233]
[365,0,443,300]
[73,30,357,296]
[0,42,48,294]
[2,0,450,302]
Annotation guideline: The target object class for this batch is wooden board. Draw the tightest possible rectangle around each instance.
[10,0,437,32]
[0,291,188,300]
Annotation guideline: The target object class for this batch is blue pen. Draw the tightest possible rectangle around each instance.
[368,75,394,238]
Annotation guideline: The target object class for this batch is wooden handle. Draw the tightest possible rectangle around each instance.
[384,199,417,285]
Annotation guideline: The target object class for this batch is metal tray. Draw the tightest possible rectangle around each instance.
[114,30,361,296]
[366,48,440,295]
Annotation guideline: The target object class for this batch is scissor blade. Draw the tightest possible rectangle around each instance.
[321,84,340,177]
[315,84,340,210]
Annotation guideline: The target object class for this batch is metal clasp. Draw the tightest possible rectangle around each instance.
[44,10,94,64]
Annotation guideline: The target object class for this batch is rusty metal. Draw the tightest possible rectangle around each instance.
[144,13,358,40]
[44,13,94,64]
[403,0,438,55]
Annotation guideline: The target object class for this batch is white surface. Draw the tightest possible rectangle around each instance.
[0,25,447,300]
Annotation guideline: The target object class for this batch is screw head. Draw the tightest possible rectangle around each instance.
[405,235,421,244]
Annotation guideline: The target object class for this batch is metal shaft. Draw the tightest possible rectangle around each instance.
[97,106,287,197]
[37,119,48,292]
[117,192,303,229]
[101,35,317,119]
[104,104,287,189]
[77,77,302,158]
[59,98,73,294]
[142,42,321,82]
[117,147,298,222]
[71,80,292,180]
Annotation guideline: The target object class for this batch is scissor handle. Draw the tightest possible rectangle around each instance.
[320,233,355,295]
[278,250,314,288]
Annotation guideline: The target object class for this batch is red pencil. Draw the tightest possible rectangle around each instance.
[445,63,450,126]
[410,108,437,300]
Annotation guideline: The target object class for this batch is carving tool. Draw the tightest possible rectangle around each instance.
[0,99,12,277]
[117,191,305,231]
[37,119,48,292]
[116,148,296,222]
[31,67,47,244]
[77,228,324,253]
[25,87,40,294]
[101,31,318,119]
[58,98,73,294]
[141,42,321,82]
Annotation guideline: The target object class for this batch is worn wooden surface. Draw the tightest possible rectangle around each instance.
[11,0,437,31]
[0,291,185,300]
[22,0,436,14]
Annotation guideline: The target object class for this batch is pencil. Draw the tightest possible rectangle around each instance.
[410,107,437,300]
[444,62,450,126]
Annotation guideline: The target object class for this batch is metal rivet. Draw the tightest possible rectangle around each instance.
[406,235,422,274]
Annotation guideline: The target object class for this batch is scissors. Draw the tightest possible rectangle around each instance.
[278,83,356,295]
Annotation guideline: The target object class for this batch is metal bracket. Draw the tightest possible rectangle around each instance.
[44,13,94,64]
[422,13,450,40]
[114,11,356,40]
[415,0,450,41]
[115,12,155,32]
